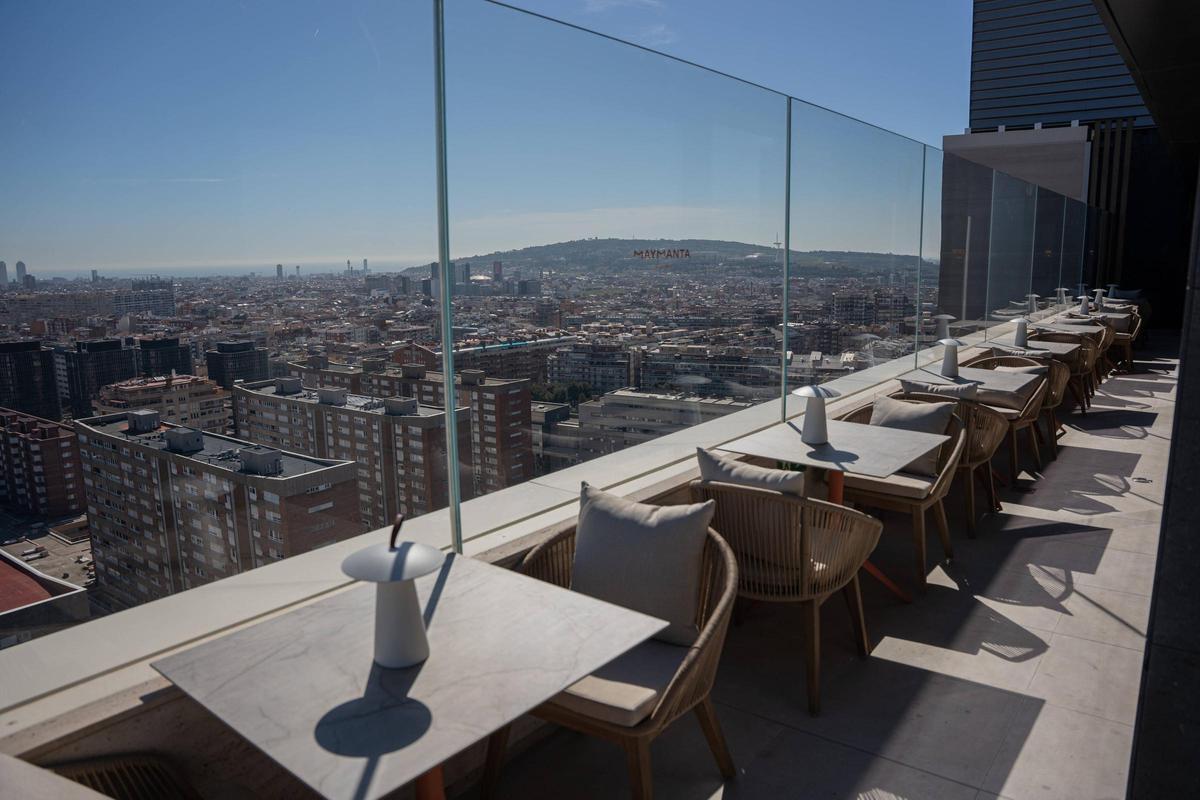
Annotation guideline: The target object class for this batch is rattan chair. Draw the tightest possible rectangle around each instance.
[891,392,1008,535]
[1029,331,1095,412]
[483,526,738,800]
[836,403,966,591]
[50,754,202,799]
[956,356,1049,482]
[1111,311,1144,372]
[688,481,882,715]
[1032,358,1070,458]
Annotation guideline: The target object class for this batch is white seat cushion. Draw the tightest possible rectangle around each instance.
[844,470,934,500]
[549,639,687,727]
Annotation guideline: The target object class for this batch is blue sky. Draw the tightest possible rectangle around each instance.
[0,0,969,276]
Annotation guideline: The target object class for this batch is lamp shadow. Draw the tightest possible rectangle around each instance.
[315,663,434,800]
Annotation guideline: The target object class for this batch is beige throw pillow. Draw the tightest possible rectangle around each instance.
[573,483,713,646]
[695,448,804,495]
[868,396,954,477]
[898,379,978,400]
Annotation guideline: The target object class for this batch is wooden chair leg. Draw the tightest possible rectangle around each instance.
[1027,424,1042,471]
[694,696,736,779]
[1068,378,1087,413]
[481,725,511,800]
[911,507,928,591]
[933,499,953,560]
[842,574,870,657]
[1008,428,1020,484]
[801,599,821,715]
[986,465,1001,512]
[622,737,654,800]
[965,468,977,538]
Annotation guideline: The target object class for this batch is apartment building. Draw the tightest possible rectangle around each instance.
[233,378,472,526]
[546,339,632,394]
[401,335,578,385]
[0,341,61,421]
[360,365,533,495]
[0,409,83,518]
[289,359,533,494]
[638,345,779,401]
[136,337,194,377]
[53,340,139,419]
[576,390,753,458]
[205,341,269,389]
[96,374,228,433]
[75,410,361,609]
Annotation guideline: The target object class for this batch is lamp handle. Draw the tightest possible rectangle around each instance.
[389,514,406,550]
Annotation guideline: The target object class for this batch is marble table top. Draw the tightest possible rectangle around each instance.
[904,365,1040,395]
[719,418,947,478]
[153,553,666,800]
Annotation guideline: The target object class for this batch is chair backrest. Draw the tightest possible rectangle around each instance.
[891,391,1007,468]
[689,480,881,602]
[836,397,963,475]
[1028,331,1084,370]
[929,427,967,501]
[1039,359,1071,410]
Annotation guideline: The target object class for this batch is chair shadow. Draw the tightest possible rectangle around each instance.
[997,445,1142,515]
[1064,409,1158,440]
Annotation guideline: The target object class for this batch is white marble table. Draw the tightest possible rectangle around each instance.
[153,553,666,800]
[718,418,948,479]
[1032,319,1105,335]
[902,366,1041,409]
[1065,311,1132,331]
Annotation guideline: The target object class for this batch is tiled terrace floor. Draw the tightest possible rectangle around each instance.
[470,342,1176,800]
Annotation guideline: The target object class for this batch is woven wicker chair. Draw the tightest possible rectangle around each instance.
[956,356,1049,482]
[890,392,1008,535]
[1032,358,1071,458]
[688,481,882,715]
[1029,331,1095,412]
[1095,321,1117,382]
[1111,311,1144,372]
[836,403,966,591]
[483,526,738,800]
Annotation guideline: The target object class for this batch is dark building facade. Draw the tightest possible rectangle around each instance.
[0,341,61,421]
[136,337,193,377]
[0,409,83,518]
[969,0,1150,130]
[55,340,139,419]
[940,0,1197,324]
[206,341,269,389]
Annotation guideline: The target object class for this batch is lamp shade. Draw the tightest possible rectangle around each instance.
[342,517,445,668]
[1026,294,1040,314]
[1077,295,1091,315]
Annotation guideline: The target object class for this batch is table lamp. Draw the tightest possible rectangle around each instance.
[792,384,840,445]
[1026,294,1040,315]
[1055,287,1071,306]
[341,516,445,669]
[939,338,964,378]
[1077,295,1091,315]
[933,313,955,341]
[1014,317,1029,348]
[1107,283,1119,295]
[1093,287,1106,307]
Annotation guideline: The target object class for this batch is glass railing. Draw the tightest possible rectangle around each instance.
[0,0,1112,647]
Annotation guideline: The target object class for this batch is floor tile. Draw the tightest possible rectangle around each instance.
[1026,633,1144,724]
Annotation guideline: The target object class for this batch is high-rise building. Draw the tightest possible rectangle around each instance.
[276,263,284,279]
[205,341,269,389]
[362,258,369,273]
[136,337,193,377]
[75,410,361,609]
[492,260,503,281]
[940,0,1197,323]
[233,379,472,527]
[361,365,533,494]
[546,340,632,395]
[15,261,27,283]
[54,340,139,419]
[113,278,175,316]
[0,261,7,286]
[0,409,83,518]
[0,341,61,421]
[454,262,471,285]
[97,374,228,433]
